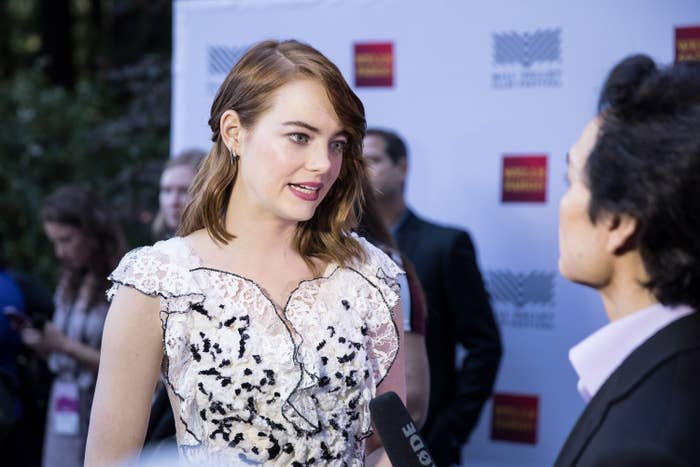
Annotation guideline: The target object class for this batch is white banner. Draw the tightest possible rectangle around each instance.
[172,1,700,465]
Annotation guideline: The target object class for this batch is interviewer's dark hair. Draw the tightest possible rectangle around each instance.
[597,54,657,112]
[586,59,700,309]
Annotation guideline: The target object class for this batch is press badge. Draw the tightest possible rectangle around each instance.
[52,380,80,435]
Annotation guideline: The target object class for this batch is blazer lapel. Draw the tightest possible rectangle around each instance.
[394,209,421,257]
[555,311,700,467]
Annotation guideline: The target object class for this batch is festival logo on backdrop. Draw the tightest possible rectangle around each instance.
[675,26,700,62]
[206,44,250,95]
[491,28,562,88]
[491,393,539,445]
[354,42,394,87]
[501,155,548,203]
[485,270,556,330]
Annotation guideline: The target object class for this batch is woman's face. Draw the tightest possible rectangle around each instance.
[159,165,196,230]
[232,78,347,224]
[558,118,613,287]
[43,221,91,271]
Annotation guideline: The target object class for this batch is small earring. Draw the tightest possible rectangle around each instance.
[229,147,239,165]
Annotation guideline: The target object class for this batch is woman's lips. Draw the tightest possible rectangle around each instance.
[288,182,323,201]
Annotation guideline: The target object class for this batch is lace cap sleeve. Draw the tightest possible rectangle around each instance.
[353,234,403,309]
[353,234,404,383]
[106,238,204,312]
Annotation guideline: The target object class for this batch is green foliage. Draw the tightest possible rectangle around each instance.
[0,56,170,286]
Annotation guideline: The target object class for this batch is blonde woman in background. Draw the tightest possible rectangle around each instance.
[151,149,206,241]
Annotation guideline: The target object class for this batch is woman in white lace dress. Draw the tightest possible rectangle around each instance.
[85,40,406,467]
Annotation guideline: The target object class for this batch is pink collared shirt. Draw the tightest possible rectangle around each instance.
[569,303,695,402]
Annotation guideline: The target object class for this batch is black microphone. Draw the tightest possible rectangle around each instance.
[369,391,436,467]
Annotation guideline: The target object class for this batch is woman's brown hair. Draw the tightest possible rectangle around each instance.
[41,185,127,304]
[180,40,367,268]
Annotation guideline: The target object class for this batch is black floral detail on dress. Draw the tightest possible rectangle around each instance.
[106,235,402,466]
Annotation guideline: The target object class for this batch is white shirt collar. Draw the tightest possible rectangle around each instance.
[569,302,694,402]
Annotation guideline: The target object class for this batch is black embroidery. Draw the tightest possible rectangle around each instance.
[345,370,357,388]
[228,432,244,447]
[192,302,209,318]
[341,299,350,310]
[337,351,356,364]
[348,394,361,410]
[190,344,201,362]
[224,316,236,327]
[209,401,226,416]
[238,326,250,358]
[262,415,285,431]
[267,433,281,459]
[320,441,334,461]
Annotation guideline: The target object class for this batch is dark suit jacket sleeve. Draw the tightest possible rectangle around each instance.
[591,443,688,467]
[441,231,502,442]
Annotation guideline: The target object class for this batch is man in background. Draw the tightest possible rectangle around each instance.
[363,129,502,466]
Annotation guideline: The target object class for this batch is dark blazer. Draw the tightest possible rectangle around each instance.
[394,210,502,466]
[555,311,700,467]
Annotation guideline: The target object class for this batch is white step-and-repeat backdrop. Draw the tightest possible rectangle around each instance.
[171,1,700,465]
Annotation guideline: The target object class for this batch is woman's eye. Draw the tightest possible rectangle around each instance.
[289,133,309,144]
[330,140,348,154]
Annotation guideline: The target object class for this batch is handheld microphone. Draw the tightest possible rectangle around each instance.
[369,391,436,467]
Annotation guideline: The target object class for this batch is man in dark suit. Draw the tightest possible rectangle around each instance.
[555,58,700,466]
[363,129,502,466]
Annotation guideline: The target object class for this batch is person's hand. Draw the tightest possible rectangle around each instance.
[21,326,48,353]
[21,322,70,355]
[41,322,70,353]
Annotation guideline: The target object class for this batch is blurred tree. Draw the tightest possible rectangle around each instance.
[0,0,172,287]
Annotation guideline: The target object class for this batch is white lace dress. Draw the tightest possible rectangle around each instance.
[107,235,402,466]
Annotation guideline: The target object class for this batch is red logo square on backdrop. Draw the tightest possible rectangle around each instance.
[675,26,700,62]
[491,392,539,444]
[501,155,548,203]
[354,42,393,87]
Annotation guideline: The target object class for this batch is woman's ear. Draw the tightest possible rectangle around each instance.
[220,110,243,153]
[606,213,639,255]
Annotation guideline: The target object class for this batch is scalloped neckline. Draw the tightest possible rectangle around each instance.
[173,236,338,312]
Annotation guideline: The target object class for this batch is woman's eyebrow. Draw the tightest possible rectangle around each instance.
[283,121,348,139]
[282,121,320,133]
